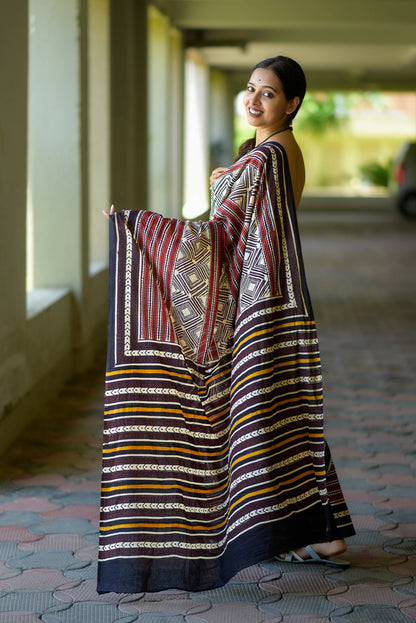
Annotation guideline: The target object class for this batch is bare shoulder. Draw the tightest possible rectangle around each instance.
[277,135,305,208]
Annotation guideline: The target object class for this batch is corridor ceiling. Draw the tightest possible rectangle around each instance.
[154,0,416,91]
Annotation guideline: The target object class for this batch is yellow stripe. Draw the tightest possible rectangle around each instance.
[231,356,321,396]
[102,443,228,458]
[231,432,309,469]
[101,481,226,495]
[104,406,208,421]
[234,320,316,355]
[199,367,232,393]
[106,368,192,382]
[229,394,323,434]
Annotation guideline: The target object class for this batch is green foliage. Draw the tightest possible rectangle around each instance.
[296,92,350,134]
[358,159,392,187]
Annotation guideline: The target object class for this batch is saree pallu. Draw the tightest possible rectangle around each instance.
[97,142,354,593]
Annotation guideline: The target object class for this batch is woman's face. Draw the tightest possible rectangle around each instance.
[243,68,298,131]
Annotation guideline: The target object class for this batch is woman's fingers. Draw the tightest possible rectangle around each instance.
[210,167,227,188]
[102,204,116,220]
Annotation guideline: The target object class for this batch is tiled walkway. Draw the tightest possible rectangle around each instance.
[1,206,415,622]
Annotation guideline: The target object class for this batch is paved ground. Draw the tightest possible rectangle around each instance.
[0,206,415,622]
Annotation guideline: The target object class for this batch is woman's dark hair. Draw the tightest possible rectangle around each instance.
[235,55,306,160]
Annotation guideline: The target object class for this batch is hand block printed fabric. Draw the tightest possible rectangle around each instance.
[97,143,354,593]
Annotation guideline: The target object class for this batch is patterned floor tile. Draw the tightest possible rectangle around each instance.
[54,578,134,604]
[57,479,100,493]
[49,491,101,507]
[258,593,350,617]
[324,563,412,587]
[342,501,380,516]
[0,541,32,562]
[0,590,62,615]
[327,584,416,607]
[381,524,416,538]
[377,497,416,511]
[73,544,98,562]
[40,504,100,524]
[18,533,90,553]
[0,614,43,622]
[191,583,273,605]
[384,539,416,557]
[259,572,345,595]
[6,550,90,573]
[0,568,79,591]
[64,560,98,582]
[186,602,282,623]
[41,602,138,623]
[331,604,416,622]
[29,517,97,536]
[0,497,61,513]
[376,509,416,524]
[227,564,280,584]
[337,467,378,480]
[401,604,416,618]
[118,594,211,616]
[363,453,415,466]
[281,617,330,623]
[0,526,41,545]
[332,544,406,567]
[350,514,396,532]
[346,532,402,548]
[371,464,416,476]
[0,560,22,581]
[0,511,41,527]
[388,556,416,576]
[342,489,388,504]
[134,616,186,623]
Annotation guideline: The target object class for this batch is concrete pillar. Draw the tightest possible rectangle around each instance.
[209,69,235,169]
[0,0,29,415]
[183,49,210,219]
[87,0,110,271]
[148,5,170,215]
[110,0,148,212]
[169,28,184,217]
[148,7,184,217]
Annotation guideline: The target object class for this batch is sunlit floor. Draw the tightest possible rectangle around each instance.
[0,205,415,622]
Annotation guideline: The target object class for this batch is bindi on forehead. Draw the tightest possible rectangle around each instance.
[250,68,281,88]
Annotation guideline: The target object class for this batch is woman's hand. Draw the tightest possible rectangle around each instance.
[102,204,116,220]
[210,167,227,188]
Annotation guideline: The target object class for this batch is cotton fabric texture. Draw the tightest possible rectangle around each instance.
[97,142,355,593]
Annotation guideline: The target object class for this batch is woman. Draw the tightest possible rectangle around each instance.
[98,55,355,594]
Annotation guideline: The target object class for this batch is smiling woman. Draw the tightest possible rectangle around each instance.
[233,56,307,208]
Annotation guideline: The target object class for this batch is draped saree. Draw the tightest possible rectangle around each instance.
[97,142,355,593]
